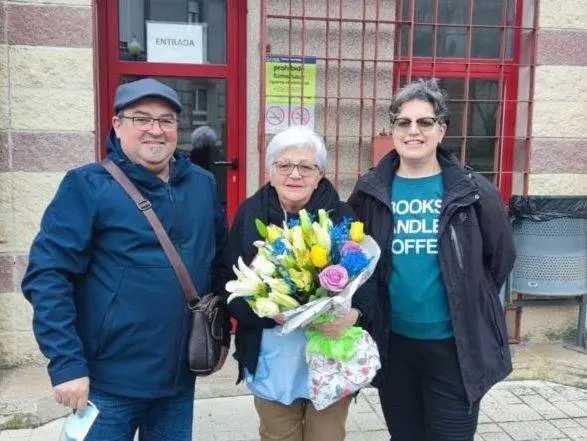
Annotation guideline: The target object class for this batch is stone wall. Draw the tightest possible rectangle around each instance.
[0,0,95,367]
[515,0,587,342]
[529,0,587,194]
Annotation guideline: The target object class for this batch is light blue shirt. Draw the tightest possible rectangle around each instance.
[244,326,310,404]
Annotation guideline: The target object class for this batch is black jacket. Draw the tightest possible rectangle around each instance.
[216,178,360,383]
[347,148,516,404]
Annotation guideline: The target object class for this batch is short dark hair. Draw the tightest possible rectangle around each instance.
[389,78,451,127]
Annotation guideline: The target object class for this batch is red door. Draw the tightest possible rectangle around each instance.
[97,0,246,220]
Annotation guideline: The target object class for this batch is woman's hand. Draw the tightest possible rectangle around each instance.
[313,308,360,339]
[273,314,285,325]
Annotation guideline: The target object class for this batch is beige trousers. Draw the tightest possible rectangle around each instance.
[254,396,352,441]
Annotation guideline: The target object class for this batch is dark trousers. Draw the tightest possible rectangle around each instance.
[378,332,480,441]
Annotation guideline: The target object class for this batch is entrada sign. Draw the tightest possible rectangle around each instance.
[147,22,205,64]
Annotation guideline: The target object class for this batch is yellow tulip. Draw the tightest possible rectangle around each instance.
[266,225,283,243]
[309,245,329,268]
[350,221,365,243]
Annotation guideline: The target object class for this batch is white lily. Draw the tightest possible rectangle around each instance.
[231,264,243,280]
[290,226,306,252]
[312,221,331,252]
[225,257,266,303]
[318,209,333,230]
[237,257,263,284]
[268,290,299,309]
[225,279,263,303]
[251,254,276,276]
[261,274,292,295]
[254,298,280,317]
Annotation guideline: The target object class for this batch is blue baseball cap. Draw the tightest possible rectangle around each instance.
[114,78,182,114]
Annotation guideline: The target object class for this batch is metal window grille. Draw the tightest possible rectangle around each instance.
[258,0,538,200]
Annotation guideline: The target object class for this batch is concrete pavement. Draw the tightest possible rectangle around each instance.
[2,343,586,440]
[1,380,587,441]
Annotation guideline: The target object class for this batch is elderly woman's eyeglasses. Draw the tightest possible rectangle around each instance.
[391,117,438,133]
[119,115,179,131]
[272,161,320,177]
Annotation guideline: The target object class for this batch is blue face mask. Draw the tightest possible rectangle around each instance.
[63,401,100,441]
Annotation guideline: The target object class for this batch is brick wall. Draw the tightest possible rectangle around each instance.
[529,0,587,195]
[0,0,95,368]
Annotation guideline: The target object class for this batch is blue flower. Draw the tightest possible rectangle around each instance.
[272,239,291,256]
[287,212,316,228]
[340,250,370,277]
[330,217,352,261]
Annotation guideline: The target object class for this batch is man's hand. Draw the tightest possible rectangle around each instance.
[313,308,360,339]
[53,377,90,414]
[273,314,285,325]
[212,346,229,373]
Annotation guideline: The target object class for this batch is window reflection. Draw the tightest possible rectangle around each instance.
[118,0,227,64]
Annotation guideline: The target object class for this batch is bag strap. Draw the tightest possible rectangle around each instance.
[101,158,200,304]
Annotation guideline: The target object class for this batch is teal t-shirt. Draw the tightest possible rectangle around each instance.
[389,173,453,340]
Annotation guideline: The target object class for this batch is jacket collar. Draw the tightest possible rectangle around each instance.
[105,129,192,189]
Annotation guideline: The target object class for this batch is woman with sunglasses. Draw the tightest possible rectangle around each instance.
[216,125,365,440]
[348,78,516,441]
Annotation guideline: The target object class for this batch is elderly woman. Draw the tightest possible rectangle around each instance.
[348,79,516,441]
[217,126,366,441]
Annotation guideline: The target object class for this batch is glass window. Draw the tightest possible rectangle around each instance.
[400,0,515,59]
[118,0,227,64]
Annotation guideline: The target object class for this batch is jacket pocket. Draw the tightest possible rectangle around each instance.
[486,285,506,357]
[450,225,464,270]
[88,266,127,358]
[94,272,125,357]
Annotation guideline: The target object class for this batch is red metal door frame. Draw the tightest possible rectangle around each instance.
[96,0,247,221]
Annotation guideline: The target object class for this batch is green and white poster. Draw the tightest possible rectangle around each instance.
[265,56,316,134]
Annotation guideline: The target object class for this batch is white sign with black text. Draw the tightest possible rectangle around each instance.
[146,22,205,64]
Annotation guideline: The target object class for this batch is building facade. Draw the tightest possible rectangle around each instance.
[0,0,586,367]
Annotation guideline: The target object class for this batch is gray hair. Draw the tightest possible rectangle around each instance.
[389,78,451,126]
[191,126,218,150]
[265,126,327,172]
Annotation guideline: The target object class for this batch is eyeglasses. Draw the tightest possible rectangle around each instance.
[391,117,439,133]
[272,161,320,177]
[119,115,178,131]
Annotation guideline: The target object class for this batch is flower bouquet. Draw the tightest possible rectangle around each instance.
[225,209,381,410]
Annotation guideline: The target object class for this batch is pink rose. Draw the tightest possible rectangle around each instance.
[318,265,349,292]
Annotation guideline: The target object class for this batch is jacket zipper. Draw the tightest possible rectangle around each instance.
[449,225,464,270]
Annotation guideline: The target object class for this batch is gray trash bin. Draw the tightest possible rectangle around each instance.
[510,196,587,349]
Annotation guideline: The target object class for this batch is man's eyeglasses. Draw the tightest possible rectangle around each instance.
[119,115,178,131]
[391,117,439,133]
[272,161,320,177]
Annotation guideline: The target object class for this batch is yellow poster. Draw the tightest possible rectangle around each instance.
[265,56,316,133]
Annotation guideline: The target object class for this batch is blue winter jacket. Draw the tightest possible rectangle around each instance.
[22,131,228,398]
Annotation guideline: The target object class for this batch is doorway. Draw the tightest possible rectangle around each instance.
[97,0,246,219]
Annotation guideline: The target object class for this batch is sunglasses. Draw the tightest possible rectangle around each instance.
[391,117,439,132]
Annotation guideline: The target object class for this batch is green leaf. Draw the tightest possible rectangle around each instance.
[255,218,268,238]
